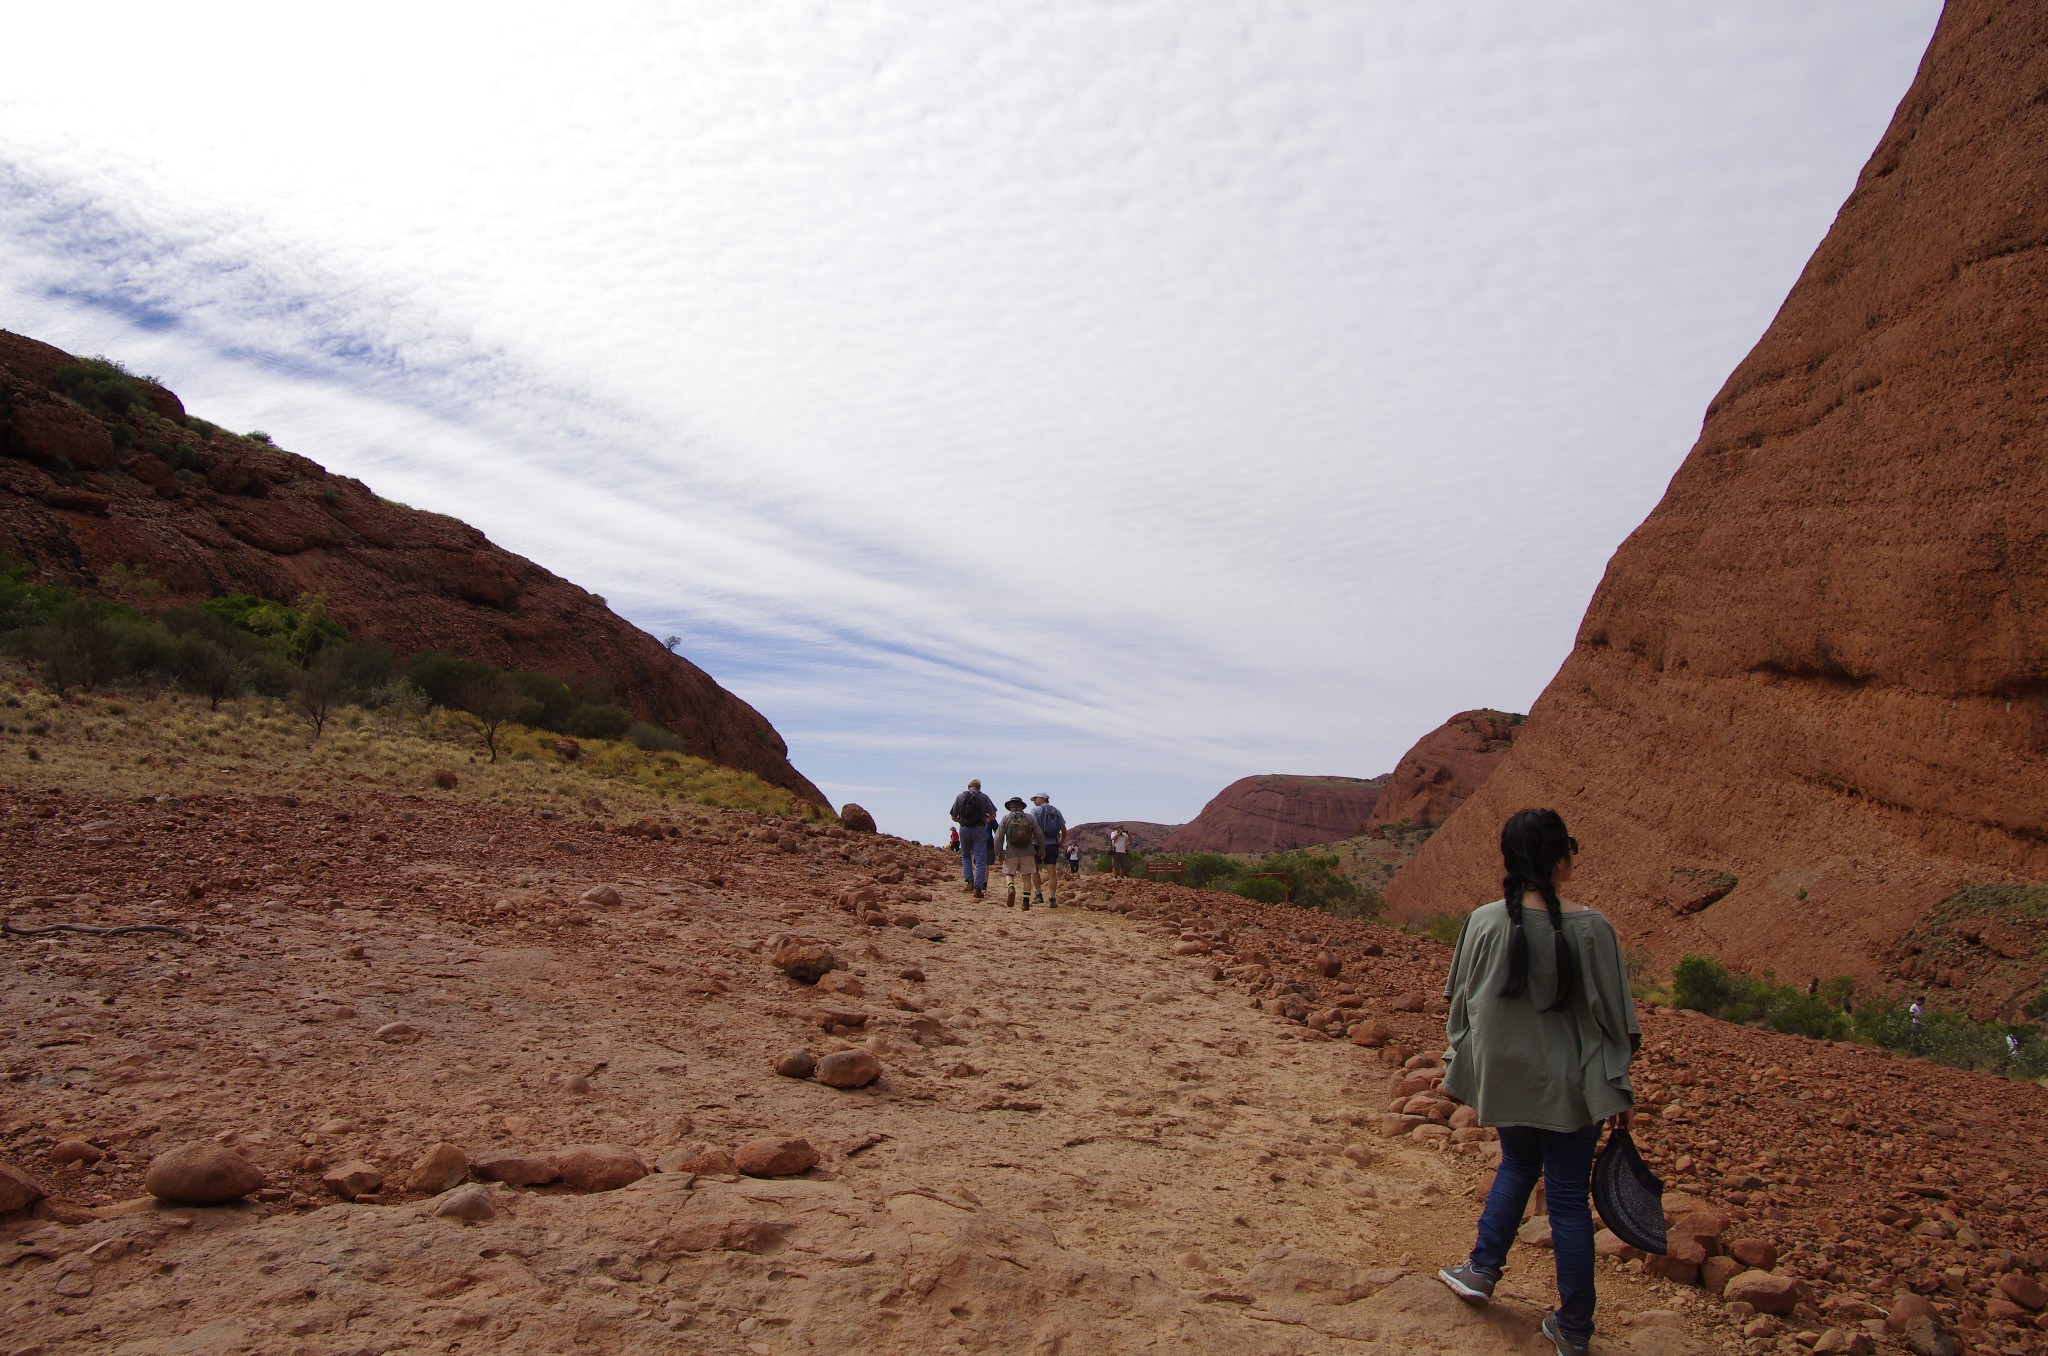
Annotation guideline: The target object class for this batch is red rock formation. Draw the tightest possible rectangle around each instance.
[1388,0,2048,986]
[1163,775,1386,855]
[0,329,826,806]
[1362,710,1521,834]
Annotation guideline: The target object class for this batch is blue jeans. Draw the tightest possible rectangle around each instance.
[958,825,990,890]
[1470,1123,1601,1343]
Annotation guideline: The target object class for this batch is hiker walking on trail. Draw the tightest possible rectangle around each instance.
[996,796,1048,909]
[1108,825,1132,877]
[1027,793,1067,908]
[950,778,997,898]
[1437,809,1638,1356]
[1066,842,1080,875]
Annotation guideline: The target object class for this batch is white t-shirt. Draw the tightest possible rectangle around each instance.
[1109,831,1131,852]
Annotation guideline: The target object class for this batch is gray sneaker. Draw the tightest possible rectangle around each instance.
[1541,1312,1590,1356]
[1437,1262,1497,1304]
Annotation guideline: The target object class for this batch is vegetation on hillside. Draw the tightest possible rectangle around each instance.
[1101,847,1379,919]
[0,562,811,815]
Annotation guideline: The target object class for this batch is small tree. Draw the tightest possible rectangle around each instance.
[293,648,347,737]
[454,671,542,763]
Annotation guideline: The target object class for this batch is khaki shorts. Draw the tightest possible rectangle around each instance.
[1001,851,1040,879]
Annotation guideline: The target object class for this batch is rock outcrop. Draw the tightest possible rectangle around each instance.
[0,329,825,806]
[1362,710,1521,835]
[1388,0,2048,985]
[1163,775,1387,855]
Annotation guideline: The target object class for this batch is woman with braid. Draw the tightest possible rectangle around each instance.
[1436,809,1639,1356]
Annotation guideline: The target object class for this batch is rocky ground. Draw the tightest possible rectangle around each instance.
[0,712,2043,1354]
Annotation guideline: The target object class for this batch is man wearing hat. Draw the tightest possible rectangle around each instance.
[949,778,998,898]
[995,795,1048,909]
[1026,792,1067,908]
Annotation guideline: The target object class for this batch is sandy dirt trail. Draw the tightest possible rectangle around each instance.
[1,787,1730,1354]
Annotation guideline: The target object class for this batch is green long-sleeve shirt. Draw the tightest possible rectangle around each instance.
[1441,899,1641,1132]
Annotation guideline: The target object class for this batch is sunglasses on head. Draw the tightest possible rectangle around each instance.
[1566,836,1580,855]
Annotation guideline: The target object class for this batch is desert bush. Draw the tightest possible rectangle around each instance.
[565,703,633,741]
[52,356,152,416]
[1672,954,1735,1014]
[626,721,687,753]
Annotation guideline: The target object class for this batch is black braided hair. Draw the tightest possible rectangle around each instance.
[1496,808,1579,1011]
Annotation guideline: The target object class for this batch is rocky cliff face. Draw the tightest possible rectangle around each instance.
[1362,710,1520,834]
[1388,0,2048,994]
[0,329,827,806]
[1162,775,1386,855]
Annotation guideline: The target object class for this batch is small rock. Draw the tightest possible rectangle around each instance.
[1517,1217,1552,1248]
[49,1140,105,1166]
[0,1160,49,1213]
[404,1142,471,1195]
[472,1153,560,1187]
[815,971,863,997]
[322,1160,383,1199]
[429,1183,498,1223]
[910,923,945,941]
[581,885,623,907]
[1348,1020,1392,1048]
[814,1049,883,1089]
[774,1050,817,1079]
[898,967,925,983]
[375,1021,421,1043]
[431,768,459,789]
[1728,1236,1779,1270]
[551,1145,649,1191]
[772,941,838,984]
[144,1141,266,1205]
[673,1146,737,1177]
[1900,1316,1957,1356]
[839,803,877,833]
[1996,1271,2047,1310]
[1701,1254,1743,1294]
[734,1137,819,1178]
[1388,993,1426,1013]
[1724,1270,1801,1316]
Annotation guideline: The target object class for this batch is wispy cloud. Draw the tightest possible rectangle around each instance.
[0,2,1942,837]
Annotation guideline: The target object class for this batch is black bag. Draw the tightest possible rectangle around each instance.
[1592,1124,1666,1255]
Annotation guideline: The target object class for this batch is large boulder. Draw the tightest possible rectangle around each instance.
[1388,0,2048,983]
[839,803,877,834]
[143,1141,267,1205]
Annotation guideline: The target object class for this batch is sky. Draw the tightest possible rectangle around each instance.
[0,2,1944,841]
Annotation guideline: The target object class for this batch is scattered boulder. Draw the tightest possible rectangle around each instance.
[0,1161,48,1214]
[472,1153,560,1187]
[734,1137,819,1178]
[1348,1020,1392,1048]
[815,971,863,997]
[1723,1271,1801,1316]
[429,1183,498,1223]
[404,1142,471,1195]
[321,1160,384,1199]
[772,941,838,984]
[1727,1236,1778,1271]
[774,1049,818,1079]
[580,885,623,907]
[840,803,877,833]
[48,1139,104,1166]
[143,1142,267,1205]
[551,1144,649,1192]
[374,1021,421,1043]
[815,1049,883,1089]
[1700,1255,1743,1295]
[910,923,945,941]
[672,1146,738,1177]
[431,768,459,790]
[1995,1270,2047,1310]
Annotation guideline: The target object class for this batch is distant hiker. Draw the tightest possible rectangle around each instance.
[2008,1032,2022,1062]
[1806,976,1818,996]
[950,778,997,898]
[948,826,960,855]
[1437,808,1638,1356]
[997,796,1048,908]
[1910,998,1923,1026]
[1066,842,1080,875]
[1027,793,1067,907]
[1109,825,1132,877]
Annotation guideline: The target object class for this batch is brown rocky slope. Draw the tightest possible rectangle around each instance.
[1164,775,1388,855]
[1388,0,2048,994]
[0,329,826,807]
[1362,709,1521,835]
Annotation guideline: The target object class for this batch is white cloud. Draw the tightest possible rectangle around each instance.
[0,1,1942,837]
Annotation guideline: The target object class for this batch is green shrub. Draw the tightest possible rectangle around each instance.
[565,703,634,741]
[52,356,151,416]
[1672,955,1735,1013]
[626,721,688,753]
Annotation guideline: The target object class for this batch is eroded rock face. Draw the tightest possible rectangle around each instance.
[0,328,825,808]
[1363,711,1520,834]
[1389,0,2048,984]
[1164,775,1387,855]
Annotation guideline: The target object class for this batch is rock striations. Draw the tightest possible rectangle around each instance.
[0,330,825,806]
[1388,0,2048,986]
[1164,775,1387,855]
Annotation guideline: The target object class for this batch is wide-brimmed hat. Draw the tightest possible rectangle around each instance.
[1004,796,1026,809]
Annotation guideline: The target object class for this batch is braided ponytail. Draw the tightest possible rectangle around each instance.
[1496,809,1579,1009]
[1499,869,1530,998]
